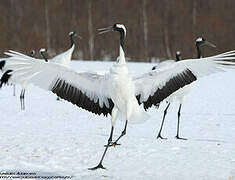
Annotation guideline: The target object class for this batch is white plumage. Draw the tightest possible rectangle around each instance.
[7,49,233,110]
[2,23,150,170]
[3,35,148,124]
[134,51,234,106]
[51,43,74,67]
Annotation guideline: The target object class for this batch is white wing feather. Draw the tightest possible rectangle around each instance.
[4,51,111,109]
[3,45,74,85]
[135,51,235,103]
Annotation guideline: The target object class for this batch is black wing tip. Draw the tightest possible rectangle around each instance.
[152,66,157,70]
[51,78,114,116]
[0,69,12,88]
[0,60,6,71]
[143,68,197,110]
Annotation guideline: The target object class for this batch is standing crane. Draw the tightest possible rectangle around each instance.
[152,37,216,140]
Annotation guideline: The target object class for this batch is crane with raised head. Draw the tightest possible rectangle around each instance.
[151,37,216,140]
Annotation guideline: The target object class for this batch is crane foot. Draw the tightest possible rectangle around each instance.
[104,141,121,147]
[88,163,106,170]
[175,135,187,140]
[157,134,167,140]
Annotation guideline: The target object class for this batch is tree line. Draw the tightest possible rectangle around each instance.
[0,0,234,62]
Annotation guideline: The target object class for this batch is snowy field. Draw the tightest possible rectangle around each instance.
[1,60,235,180]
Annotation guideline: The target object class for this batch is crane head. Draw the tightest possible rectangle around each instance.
[39,48,47,54]
[176,51,182,61]
[196,36,216,48]
[98,22,126,37]
[29,50,36,57]
[69,31,82,39]
[39,48,48,62]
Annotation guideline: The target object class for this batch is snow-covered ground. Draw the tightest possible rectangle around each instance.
[0,60,235,180]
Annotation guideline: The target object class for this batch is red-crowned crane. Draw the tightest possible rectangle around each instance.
[151,37,216,140]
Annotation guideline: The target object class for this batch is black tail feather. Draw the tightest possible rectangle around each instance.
[0,70,12,88]
[0,61,6,71]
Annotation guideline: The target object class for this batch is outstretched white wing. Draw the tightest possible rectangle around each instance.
[52,44,75,66]
[8,45,74,67]
[4,51,114,116]
[134,50,235,109]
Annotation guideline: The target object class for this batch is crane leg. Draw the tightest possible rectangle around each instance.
[157,103,170,140]
[20,89,23,110]
[175,104,187,140]
[22,89,25,110]
[89,107,118,170]
[13,84,16,96]
[105,120,128,147]
[20,89,25,110]
[88,126,114,170]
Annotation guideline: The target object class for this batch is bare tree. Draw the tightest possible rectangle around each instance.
[142,0,148,61]
[163,2,172,59]
[44,1,51,51]
[192,0,197,35]
[88,0,94,60]
[0,0,235,61]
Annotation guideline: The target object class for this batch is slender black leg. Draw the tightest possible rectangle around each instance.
[106,120,128,147]
[157,103,170,140]
[88,126,114,170]
[22,89,25,110]
[20,89,26,110]
[175,104,187,140]
[20,89,23,110]
[13,85,16,96]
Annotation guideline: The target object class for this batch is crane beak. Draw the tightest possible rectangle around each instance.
[204,40,216,48]
[98,26,114,34]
